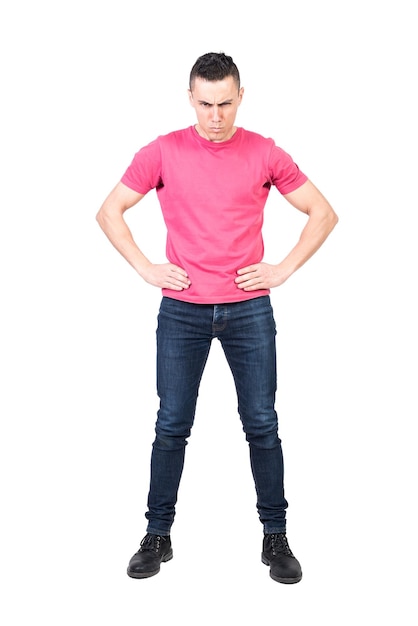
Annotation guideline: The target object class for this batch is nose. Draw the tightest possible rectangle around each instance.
[212,105,221,121]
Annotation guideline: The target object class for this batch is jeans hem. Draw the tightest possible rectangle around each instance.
[146,525,171,537]
[263,527,287,535]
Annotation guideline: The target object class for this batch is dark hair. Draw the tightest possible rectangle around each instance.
[189,52,240,90]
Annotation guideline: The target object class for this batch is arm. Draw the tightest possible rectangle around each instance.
[235,179,338,290]
[96,181,190,291]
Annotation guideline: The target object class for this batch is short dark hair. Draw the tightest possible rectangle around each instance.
[189,52,240,90]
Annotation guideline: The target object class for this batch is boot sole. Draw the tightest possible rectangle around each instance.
[127,550,173,579]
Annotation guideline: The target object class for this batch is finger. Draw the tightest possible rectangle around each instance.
[235,271,257,284]
[166,273,190,289]
[236,264,257,276]
[170,265,189,278]
[236,278,256,290]
[238,273,266,290]
[163,279,187,291]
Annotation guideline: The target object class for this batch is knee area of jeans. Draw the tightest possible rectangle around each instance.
[153,434,188,451]
[246,432,281,449]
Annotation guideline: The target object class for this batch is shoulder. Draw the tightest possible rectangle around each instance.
[156,126,194,145]
[239,129,298,164]
[238,127,275,149]
[239,127,273,141]
[132,128,192,160]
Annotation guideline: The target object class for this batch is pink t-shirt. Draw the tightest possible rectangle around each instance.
[121,126,308,304]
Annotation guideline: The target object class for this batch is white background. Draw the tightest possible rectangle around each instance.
[1,0,417,623]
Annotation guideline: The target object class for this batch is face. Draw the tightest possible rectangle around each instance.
[188,76,244,142]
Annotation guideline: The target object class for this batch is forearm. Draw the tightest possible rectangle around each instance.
[236,191,338,291]
[96,188,190,291]
[96,208,152,277]
[278,207,338,280]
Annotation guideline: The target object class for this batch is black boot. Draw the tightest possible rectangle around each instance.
[127,533,173,579]
[262,533,302,584]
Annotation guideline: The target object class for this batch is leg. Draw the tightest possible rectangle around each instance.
[218,296,288,533]
[145,297,213,535]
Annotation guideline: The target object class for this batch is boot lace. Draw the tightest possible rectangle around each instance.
[270,533,294,557]
[139,533,166,553]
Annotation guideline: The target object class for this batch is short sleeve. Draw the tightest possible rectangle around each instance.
[268,144,308,195]
[120,139,163,194]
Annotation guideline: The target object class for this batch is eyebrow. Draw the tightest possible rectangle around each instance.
[197,99,234,106]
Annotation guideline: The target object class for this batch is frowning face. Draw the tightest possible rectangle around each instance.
[188,76,244,142]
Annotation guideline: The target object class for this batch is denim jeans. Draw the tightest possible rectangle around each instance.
[145,295,288,536]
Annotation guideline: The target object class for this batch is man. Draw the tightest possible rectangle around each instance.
[96,52,338,584]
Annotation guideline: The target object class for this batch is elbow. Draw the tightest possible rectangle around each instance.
[96,209,103,230]
[325,205,339,233]
[96,205,108,231]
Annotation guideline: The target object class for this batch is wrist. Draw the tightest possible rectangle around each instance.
[135,258,153,279]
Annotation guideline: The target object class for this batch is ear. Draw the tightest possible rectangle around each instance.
[188,89,194,107]
[238,87,244,105]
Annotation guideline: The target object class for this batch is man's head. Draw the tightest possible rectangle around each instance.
[189,52,241,92]
[188,52,244,143]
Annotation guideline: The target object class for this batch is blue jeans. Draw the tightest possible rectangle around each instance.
[145,295,288,535]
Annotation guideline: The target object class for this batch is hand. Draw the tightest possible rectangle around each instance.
[140,263,191,291]
[235,262,289,291]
